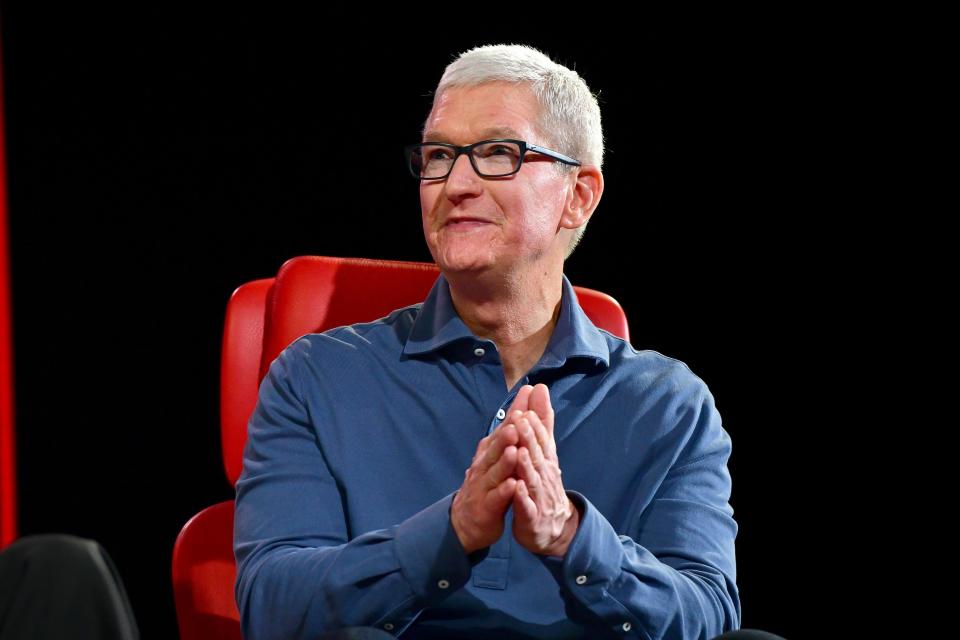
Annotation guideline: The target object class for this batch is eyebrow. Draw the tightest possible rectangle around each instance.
[422,127,526,144]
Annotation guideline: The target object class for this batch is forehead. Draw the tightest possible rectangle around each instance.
[423,82,542,144]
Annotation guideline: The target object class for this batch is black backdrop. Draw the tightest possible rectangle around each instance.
[1,8,842,639]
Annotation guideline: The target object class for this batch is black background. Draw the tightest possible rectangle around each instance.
[2,7,854,639]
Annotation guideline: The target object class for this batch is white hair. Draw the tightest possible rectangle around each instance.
[427,44,604,259]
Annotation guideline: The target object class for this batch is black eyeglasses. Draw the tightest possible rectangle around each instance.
[404,138,581,180]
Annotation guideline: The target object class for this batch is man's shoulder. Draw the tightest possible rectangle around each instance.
[597,328,713,399]
[281,302,423,362]
[597,332,725,453]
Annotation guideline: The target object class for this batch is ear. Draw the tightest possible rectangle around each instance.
[559,165,604,232]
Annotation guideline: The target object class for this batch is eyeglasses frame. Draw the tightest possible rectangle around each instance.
[404,138,581,180]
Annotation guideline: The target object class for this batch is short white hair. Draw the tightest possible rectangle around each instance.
[426,44,604,259]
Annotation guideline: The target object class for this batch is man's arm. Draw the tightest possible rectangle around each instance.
[233,337,529,639]
[233,340,472,639]
[540,371,741,639]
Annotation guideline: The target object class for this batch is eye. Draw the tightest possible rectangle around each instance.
[425,147,454,161]
[476,143,520,159]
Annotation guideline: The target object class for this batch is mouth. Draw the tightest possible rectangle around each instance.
[444,217,493,229]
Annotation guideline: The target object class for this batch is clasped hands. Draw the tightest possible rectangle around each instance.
[451,384,580,558]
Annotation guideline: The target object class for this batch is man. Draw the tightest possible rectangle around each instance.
[234,44,740,639]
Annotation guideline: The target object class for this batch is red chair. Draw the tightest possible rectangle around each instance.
[1,46,18,550]
[172,256,630,640]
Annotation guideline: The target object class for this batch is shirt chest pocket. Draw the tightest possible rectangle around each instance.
[471,509,512,590]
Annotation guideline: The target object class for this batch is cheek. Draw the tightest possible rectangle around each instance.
[419,187,431,215]
[420,188,439,231]
[512,180,565,241]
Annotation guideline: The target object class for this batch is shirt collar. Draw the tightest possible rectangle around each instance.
[402,273,610,371]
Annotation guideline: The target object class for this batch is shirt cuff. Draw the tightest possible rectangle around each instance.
[548,490,624,604]
[393,491,474,605]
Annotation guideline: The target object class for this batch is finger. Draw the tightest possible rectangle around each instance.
[529,384,555,435]
[506,385,534,417]
[521,411,564,493]
[518,416,546,467]
[483,444,518,491]
[473,420,510,464]
[472,433,492,464]
[476,423,518,476]
[507,409,523,429]
[513,478,538,521]
[520,435,568,516]
[524,410,556,462]
[471,435,494,472]
[485,476,517,511]
[517,447,543,502]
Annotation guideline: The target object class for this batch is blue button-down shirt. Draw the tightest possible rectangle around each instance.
[234,273,740,639]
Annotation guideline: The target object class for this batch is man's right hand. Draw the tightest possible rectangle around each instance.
[451,385,534,555]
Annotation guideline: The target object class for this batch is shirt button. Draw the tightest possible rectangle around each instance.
[437,579,450,589]
[474,347,485,357]
[383,622,395,631]
[575,575,587,585]
[496,409,506,420]
[622,621,632,632]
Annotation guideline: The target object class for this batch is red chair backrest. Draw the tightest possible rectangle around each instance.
[175,256,631,640]
[220,256,629,486]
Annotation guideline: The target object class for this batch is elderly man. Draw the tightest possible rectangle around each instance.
[234,44,740,639]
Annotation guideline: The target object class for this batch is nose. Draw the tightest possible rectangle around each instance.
[443,151,482,201]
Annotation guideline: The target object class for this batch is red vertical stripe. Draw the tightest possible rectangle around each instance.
[0,32,17,547]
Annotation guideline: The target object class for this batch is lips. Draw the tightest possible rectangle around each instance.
[445,216,491,226]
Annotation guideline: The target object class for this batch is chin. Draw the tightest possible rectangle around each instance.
[438,259,492,275]
[428,240,489,271]
[434,251,495,276]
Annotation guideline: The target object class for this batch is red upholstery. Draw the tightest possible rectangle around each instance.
[260,257,442,381]
[219,279,274,487]
[174,255,631,640]
[0,43,17,549]
[172,501,240,639]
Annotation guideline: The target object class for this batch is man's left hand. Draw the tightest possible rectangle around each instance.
[510,384,580,557]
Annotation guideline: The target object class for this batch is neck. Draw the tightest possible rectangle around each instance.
[445,267,563,390]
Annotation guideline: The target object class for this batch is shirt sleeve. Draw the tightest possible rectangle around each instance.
[541,370,740,640]
[233,340,476,639]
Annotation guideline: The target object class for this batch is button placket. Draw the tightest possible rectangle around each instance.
[488,392,517,435]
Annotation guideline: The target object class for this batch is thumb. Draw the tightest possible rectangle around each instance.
[486,477,518,513]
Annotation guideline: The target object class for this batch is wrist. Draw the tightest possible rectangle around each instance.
[450,496,475,555]
[545,497,581,558]
[451,509,475,555]
[451,509,490,556]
